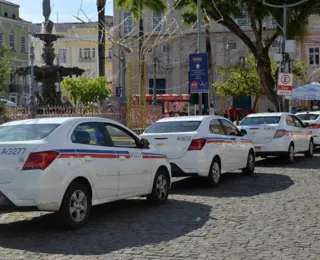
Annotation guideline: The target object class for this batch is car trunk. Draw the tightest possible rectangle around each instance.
[238,124,279,144]
[0,142,42,184]
[141,132,199,159]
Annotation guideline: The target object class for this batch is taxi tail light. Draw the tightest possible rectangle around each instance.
[188,138,207,150]
[274,129,286,138]
[308,123,320,129]
[22,151,59,170]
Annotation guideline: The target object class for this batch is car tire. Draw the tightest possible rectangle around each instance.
[305,139,314,158]
[147,168,170,206]
[207,158,221,187]
[57,182,92,230]
[242,151,255,176]
[285,143,295,164]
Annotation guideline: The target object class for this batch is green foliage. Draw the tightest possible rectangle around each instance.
[61,77,112,108]
[292,61,308,83]
[0,45,12,93]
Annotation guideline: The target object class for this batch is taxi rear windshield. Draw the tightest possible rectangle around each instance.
[240,117,281,126]
[296,114,320,121]
[0,124,60,142]
[145,121,201,133]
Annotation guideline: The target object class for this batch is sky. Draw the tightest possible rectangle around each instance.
[13,0,113,23]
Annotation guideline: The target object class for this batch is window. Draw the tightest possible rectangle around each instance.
[235,8,248,27]
[71,122,105,146]
[108,48,112,58]
[209,119,225,135]
[84,48,90,58]
[145,121,202,133]
[221,120,240,136]
[0,124,60,142]
[162,45,171,53]
[153,13,162,31]
[79,48,82,58]
[92,48,96,58]
[227,42,237,50]
[9,34,15,50]
[0,33,2,44]
[20,37,26,52]
[123,12,133,34]
[239,116,281,126]
[105,124,137,148]
[4,12,8,17]
[296,113,320,121]
[272,40,280,48]
[192,20,205,29]
[12,14,16,19]
[309,48,320,66]
[58,48,67,62]
[292,116,305,128]
[286,116,295,127]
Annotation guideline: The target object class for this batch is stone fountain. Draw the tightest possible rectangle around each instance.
[15,0,84,106]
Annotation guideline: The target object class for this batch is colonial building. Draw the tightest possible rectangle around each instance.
[113,1,320,113]
[29,16,114,98]
[0,0,31,104]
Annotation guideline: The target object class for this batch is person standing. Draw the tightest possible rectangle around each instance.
[208,104,215,115]
[228,105,236,122]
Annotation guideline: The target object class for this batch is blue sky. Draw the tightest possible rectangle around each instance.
[13,0,113,23]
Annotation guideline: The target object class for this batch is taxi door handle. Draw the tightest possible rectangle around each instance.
[119,156,127,161]
[84,156,92,162]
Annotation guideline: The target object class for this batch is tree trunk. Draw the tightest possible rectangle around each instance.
[204,17,214,104]
[97,0,105,77]
[138,17,144,60]
[138,4,146,105]
[252,95,260,113]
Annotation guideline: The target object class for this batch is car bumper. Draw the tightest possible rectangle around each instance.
[169,151,210,177]
[310,130,320,145]
[254,138,290,156]
[0,170,65,212]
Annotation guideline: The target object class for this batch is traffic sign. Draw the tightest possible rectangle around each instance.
[277,73,293,96]
[189,53,209,94]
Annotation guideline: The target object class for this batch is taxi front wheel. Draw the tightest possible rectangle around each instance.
[147,168,170,206]
[57,182,92,230]
[305,140,314,158]
[242,151,255,176]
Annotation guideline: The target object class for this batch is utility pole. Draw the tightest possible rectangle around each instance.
[197,0,202,115]
[29,45,36,118]
[263,0,308,111]
[152,45,157,105]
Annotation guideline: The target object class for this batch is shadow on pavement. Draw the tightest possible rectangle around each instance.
[0,199,210,255]
[256,154,320,169]
[171,173,294,197]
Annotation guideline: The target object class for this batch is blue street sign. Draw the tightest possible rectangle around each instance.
[116,87,123,97]
[189,53,209,94]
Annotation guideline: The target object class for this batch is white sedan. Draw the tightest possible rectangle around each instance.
[295,111,320,147]
[0,117,171,230]
[140,116,255,187]
[238,112,314,163]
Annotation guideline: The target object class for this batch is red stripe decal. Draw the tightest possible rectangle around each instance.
[142,155,165,159]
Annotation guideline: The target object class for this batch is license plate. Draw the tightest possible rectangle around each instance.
[255,146,262,151]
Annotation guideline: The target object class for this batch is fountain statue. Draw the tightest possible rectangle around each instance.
[15,0,85,106]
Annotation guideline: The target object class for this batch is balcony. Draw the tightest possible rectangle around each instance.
[78,56,96,63]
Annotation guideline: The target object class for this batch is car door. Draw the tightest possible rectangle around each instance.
[70,122,118,200]
[220,119,245,170]
[292,115,310,151]
[103,123,151,197]
[286,115,302,151]
[208,118,231,172]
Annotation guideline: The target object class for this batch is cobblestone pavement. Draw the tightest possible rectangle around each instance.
[1,153,320,260]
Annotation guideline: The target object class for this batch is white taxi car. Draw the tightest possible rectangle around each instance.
[238,112,314,163]
[0,117,171,230]
[140,116,255,187]
[295,111,320,147]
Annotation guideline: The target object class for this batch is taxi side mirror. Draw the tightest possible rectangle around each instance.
[240,129,247,136]
[140,138,150,149]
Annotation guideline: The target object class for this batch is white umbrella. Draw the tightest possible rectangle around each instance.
[285,82,320,100]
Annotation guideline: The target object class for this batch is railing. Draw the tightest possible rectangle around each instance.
[78,57,96,63]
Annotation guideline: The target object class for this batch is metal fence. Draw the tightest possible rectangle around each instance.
[6,104,163,134]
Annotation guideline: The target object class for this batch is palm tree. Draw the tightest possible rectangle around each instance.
[96,0,106,77]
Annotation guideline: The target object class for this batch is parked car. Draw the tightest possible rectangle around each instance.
[0,117,171,230]
[296,111,320,147]
[238,112,314,163]
[140,116,255,187]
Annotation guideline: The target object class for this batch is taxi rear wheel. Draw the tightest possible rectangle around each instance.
[242,151,255,176]
[207,158,221,187]
[285,143,295,164]
[147,168,169,206]
[305,139,314,158]
[57,182,92,230]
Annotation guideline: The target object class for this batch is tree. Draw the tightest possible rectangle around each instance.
[292,61,320,85]
[97,0,106,77]
[175,0,320,111]
[61,77,112,108]
[114,0,167,60]
[0,45,13,117]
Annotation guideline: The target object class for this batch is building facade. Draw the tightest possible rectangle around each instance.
[0,0,31,104]
[113,1,320,113]
[29,16,113,99]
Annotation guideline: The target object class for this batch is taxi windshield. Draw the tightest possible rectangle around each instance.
[145,121,201,133]
[0,124,60,142]
[240,116,281,126]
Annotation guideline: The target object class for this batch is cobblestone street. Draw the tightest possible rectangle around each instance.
[1,153,320,260]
